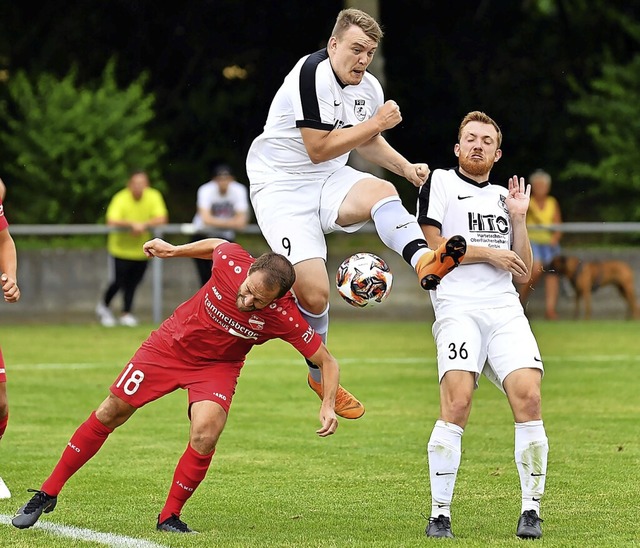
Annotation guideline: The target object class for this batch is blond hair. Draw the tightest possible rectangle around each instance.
[458,111,502,148]
[331,8,383,43]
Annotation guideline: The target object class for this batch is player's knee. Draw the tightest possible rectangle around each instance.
[298,291,330,315]
[378,178,398,193]
[190,429,220,454]
[521,390,542,417]
[442,395,472,425]
[96,393,135,429]
[368,179,399,204]
[511,389,542,421]
[348,178,399,211]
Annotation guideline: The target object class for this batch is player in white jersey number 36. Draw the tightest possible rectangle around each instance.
[417,111,548,540]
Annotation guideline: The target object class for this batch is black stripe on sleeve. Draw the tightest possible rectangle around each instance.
[417,175,442,231]
[298,49,329,126]
[417,172,435,225]
[296,119,335,130]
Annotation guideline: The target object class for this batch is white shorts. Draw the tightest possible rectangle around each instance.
[249,166,371,265]
[431,305,543,392]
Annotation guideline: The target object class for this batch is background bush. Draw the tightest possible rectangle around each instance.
[0,58,166,224]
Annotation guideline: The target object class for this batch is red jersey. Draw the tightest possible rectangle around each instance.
[0,199,8,232]
[142,242,321,365]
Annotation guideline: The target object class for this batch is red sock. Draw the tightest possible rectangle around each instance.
[158,444,214,523]
[0,413,7,440]
[41,411,113,496]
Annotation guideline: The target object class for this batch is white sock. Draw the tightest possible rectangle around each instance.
[514,420,548,514]
[371,197,431,268]
[297,303,329,383]
[427,420,463,518]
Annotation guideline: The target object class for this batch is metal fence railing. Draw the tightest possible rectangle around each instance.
[9,222,640,323]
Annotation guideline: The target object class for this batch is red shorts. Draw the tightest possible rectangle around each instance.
[109,345,243,414]
[0,346,5,383]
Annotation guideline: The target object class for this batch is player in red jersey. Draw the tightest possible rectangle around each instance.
[0,177,20,499]
[13,237,339,533]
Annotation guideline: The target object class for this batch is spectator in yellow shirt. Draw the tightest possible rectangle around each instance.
[518,169,562,319]
[96,170,168,327]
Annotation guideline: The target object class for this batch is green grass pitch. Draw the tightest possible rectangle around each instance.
[0,320,638,547]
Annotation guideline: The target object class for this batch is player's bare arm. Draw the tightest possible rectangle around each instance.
[356,133,430,186]
[505,176,533,284]
[0,229,19,303]
[143,237,228,260]
[421,224,528,278]
[299,99,401,164]
[306,343,339,438]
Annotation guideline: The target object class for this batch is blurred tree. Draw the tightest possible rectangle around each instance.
[1,0,638,223]
[0,58,166,223]
[380,0,639,220]
[564,52,640,220]
[0,0,343,220]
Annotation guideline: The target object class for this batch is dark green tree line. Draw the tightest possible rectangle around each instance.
[0,0,638,223]
[564,14,640,220]
[381,0,639,220]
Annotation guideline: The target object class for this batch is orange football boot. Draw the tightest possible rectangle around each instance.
[307,374,365,420]
[416,235,467,290]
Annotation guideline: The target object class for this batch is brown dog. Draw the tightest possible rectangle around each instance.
[549,255,639,320]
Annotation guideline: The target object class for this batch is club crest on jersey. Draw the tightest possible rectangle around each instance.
[498,195,509,214]
[354,99,366,121]
[248,314,265,331]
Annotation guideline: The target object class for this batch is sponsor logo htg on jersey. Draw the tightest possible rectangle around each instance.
[467,212,509,235]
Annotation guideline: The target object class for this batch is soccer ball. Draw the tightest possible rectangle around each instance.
[335,252,393,308]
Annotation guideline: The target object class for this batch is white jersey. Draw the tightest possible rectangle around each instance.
[192,180,249,235]
[246,48,384,177]
[417,167,520,314]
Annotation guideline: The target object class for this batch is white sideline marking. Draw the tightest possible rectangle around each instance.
[10,363,109,371]
[0,514,166,547]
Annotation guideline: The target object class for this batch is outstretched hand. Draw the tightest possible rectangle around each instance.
[505,175,530,217]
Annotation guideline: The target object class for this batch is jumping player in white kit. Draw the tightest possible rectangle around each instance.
[417,111,548,540]
[247,8,466,419]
